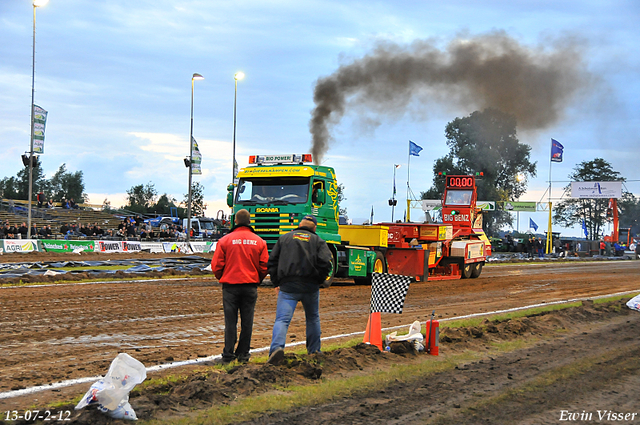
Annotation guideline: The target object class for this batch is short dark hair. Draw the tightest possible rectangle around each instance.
[235,209,251,226]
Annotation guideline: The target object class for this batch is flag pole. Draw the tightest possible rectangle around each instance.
[406,141,411,222]
[547,139,553,254]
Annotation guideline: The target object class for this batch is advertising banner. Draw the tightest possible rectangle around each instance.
[33,105,48,154]
[503,201,537,212]
[476,201,496,211]
[3,239,39,253]
[570,181,622,199]
[95,240,142,253]
[163,242,192,253]
[421,200,441,211]
[41,239,95,253]
[139,242,165,253]
[190,241,217,253]
[191,137,202,175]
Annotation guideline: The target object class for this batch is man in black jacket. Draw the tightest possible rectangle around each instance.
[266,215,333,365]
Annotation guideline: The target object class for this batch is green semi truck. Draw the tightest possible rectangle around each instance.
[226,154,381,286]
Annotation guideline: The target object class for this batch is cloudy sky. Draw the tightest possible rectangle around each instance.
[1,0,638,236]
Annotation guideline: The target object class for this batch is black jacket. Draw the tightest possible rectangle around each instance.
[267,226,333,293]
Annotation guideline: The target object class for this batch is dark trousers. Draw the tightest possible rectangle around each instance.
[222,283,258,361]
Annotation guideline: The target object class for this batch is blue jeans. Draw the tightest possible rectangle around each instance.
[270,289,321,355]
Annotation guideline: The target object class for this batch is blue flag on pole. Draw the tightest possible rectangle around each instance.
[582,218,589,237]
[551,139,564,162]
[409,140,423,156]
[529,218,539,231]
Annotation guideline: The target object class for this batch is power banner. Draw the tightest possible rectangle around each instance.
[570,181,622,199]
[33,105,48,154]
[41,240,95,253]
[96,241,142,253]
[2,239,39,253]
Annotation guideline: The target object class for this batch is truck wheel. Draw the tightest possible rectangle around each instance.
[373,251,387,274]
[470,262,483,278]
[320,249,337,288]
[461,262,473,279]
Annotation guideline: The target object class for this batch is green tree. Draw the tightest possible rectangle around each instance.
[47,164,87,202]
[153,193,178,216]
[618,192,640,237]
[553,158,624,240]
[423,108,537,236]
[15,160,46,200]
[0,176,19,200]
[183,182,207,217]
[126,182,157,213]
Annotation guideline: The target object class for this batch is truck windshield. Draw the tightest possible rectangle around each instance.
[236,177,310,205]
[200,221,216,230]
[444,189,473,206]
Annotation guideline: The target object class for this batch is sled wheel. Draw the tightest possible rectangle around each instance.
[470,262,483,278]
[461,262,473,279]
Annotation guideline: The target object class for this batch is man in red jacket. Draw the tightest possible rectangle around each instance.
[212,209,268,364]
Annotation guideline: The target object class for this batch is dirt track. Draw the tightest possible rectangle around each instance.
[1,258,640,421]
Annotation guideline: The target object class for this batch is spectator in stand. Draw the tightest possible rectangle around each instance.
[31,224,39,238]
[19,222,28,239]
[69,198,78,209]
[7,223,17,239]
[61,198,70,209]
[60,223,69,235]
[135,215,144,226]
[37,192,45,208]
[0,225,4,239]
[47,199,54,208]
[126,221,137,239]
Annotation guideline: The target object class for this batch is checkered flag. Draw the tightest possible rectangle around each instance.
[370,272,412,314]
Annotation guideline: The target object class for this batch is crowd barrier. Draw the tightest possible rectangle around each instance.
[0,239,217,255]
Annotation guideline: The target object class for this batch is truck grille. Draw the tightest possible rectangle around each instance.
[252,213,299,251]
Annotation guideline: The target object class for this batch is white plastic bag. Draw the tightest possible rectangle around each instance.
[75,353,147,420]
[385,320,424,345]
[626,293,640,312]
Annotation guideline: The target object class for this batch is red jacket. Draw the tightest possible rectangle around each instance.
[212,225,268,284]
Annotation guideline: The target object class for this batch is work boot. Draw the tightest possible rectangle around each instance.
[267,348,285,366]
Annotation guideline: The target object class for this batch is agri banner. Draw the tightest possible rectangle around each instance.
[41,239,95,253]
[95,240,142,253]
[3,239,39,253]
[139,242,165,253]
[503,201,536,212]
[163,242,192,254]
[571,181,622,199]
[190,241,217,253]
[33,105,48,154]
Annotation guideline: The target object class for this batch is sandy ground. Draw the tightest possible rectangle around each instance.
[1,256,639,423]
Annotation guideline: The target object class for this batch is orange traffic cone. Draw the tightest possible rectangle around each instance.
[363,312,383,350]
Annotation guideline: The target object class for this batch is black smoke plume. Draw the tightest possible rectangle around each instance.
[310,31,591,164]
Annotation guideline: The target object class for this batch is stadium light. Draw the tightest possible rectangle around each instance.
[186,73,204,243]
